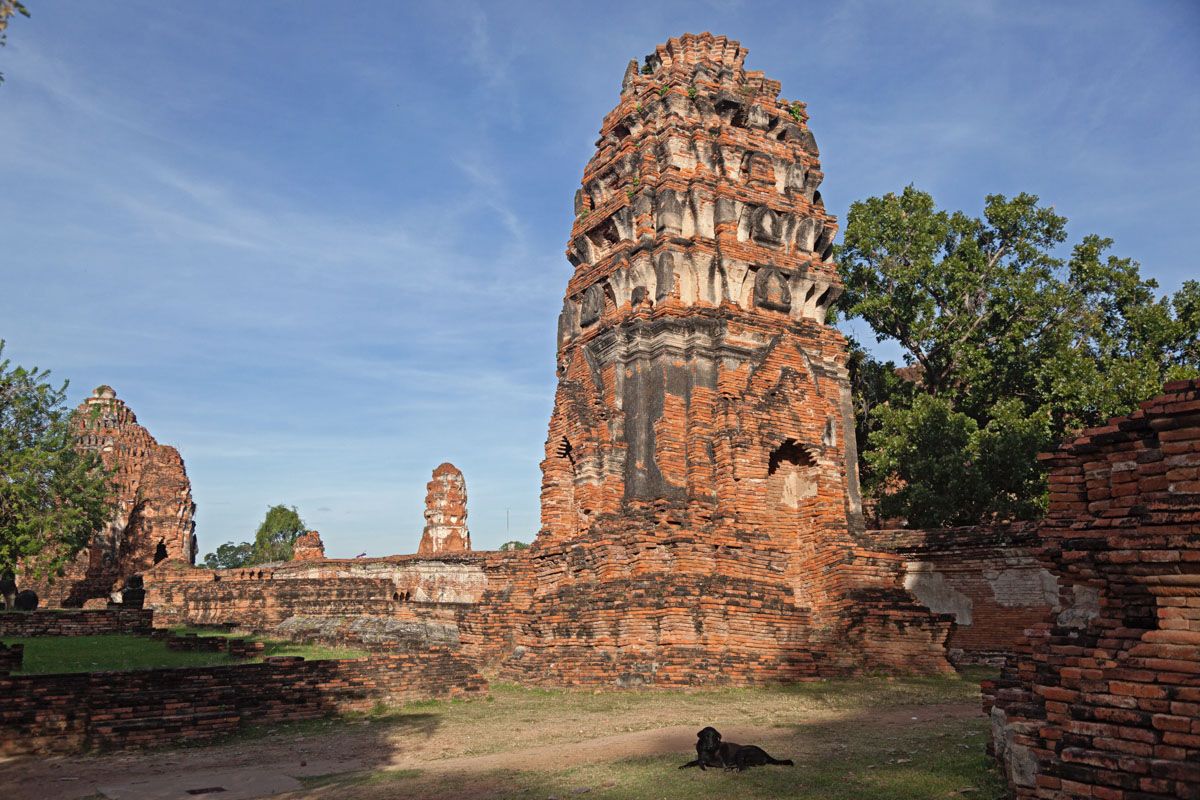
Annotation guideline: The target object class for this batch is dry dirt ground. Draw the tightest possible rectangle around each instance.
[0,674,1005,800]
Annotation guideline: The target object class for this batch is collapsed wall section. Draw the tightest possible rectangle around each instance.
[864,524,1061,665]
[984,379,1200,799]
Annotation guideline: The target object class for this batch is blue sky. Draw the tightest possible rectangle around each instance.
[1,1,1197,557]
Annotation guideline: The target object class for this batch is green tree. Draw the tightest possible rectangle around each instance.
[202,541,254,570]
[499,540,529,551]
[0,341,115,577]
[839,187,1199,526]
[249,504,306,564]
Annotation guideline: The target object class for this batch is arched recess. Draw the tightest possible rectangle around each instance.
[767,439,819,510]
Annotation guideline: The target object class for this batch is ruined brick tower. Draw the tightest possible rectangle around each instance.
[511,34,953,684]
[418,463,471,554]
[21,386,197,606]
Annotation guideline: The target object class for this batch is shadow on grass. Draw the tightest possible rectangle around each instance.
[0,696,450,800]
[281,704,1005,800]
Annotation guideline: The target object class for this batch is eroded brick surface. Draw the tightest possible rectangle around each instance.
[292,530,326,561]
[0,647,486,754]
[864,524,1060,666]
[418,463,471,554]
[506,33,952,684]
[20,386,196,607]
[984,379,1200,799]
[140,35,959,687]
[0,608,153,637]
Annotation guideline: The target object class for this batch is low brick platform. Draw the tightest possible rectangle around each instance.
[984,379,1200,799]
[0,608,153,637]
[0,648,486,755]
[162,633,265,658]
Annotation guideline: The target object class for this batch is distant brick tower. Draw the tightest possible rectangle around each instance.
[291,530,326,561]
[418,463,471,554]
[514,34,952,684]
[21,386,197,606]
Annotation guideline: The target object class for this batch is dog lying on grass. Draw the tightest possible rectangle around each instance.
[678,726,794,771]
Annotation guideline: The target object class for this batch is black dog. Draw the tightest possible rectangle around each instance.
[679,725,735,770]
[731,744,794,771]
[679,726,793,771]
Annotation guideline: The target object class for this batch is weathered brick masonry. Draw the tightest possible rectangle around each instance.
[506,32,953,683]
[419,463,472,554]
[863,524,1060,666]
[0,649,486,755]
[20,386,196,607]
[143,551,525,666]
[984,379,1200,799]
[140,35,966,686]
[0,608,153,637]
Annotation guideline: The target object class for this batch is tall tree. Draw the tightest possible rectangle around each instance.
[838,187,1199,526]
[249,504,306,564]
[0,341,115,577]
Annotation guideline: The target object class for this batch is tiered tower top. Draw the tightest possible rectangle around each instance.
[557,33,841,353]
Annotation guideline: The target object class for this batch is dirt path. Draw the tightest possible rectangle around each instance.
[0,702,981,800]
[403,702,980,775]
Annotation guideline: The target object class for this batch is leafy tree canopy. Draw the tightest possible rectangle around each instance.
[0,341,115,578]
[499,540,529,551]
[249,504,306,564]
[839,187,1199,527]
[202,541,254,570]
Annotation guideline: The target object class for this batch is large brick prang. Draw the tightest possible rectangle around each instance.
[19,386,197,607]
[516,32,954,683]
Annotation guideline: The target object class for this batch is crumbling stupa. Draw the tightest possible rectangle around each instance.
[21,386,196,606]
[509,33,954,683]
[418,463,471,554]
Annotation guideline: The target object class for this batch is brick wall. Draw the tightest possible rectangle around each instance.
[863,524,1059,665]
[0,608,153,637]
[0,648,486,755]
[984,379,1200,799]
[143,553,508,628]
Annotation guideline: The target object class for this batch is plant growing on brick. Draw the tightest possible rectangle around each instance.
[0,341,114,578]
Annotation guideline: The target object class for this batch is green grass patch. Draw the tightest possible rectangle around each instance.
[8,632,367,674]
[294,714,1004,800]
[7,634,235,673]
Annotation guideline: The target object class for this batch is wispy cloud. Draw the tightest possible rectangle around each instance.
[2,0,1195,556]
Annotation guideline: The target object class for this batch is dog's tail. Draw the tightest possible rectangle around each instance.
[769,757,794,766]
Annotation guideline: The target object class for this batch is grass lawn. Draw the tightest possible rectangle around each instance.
[6,633,367,674]
[272,672,1005,800]
[1,668,1005,800]
[298,721,1000,800]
